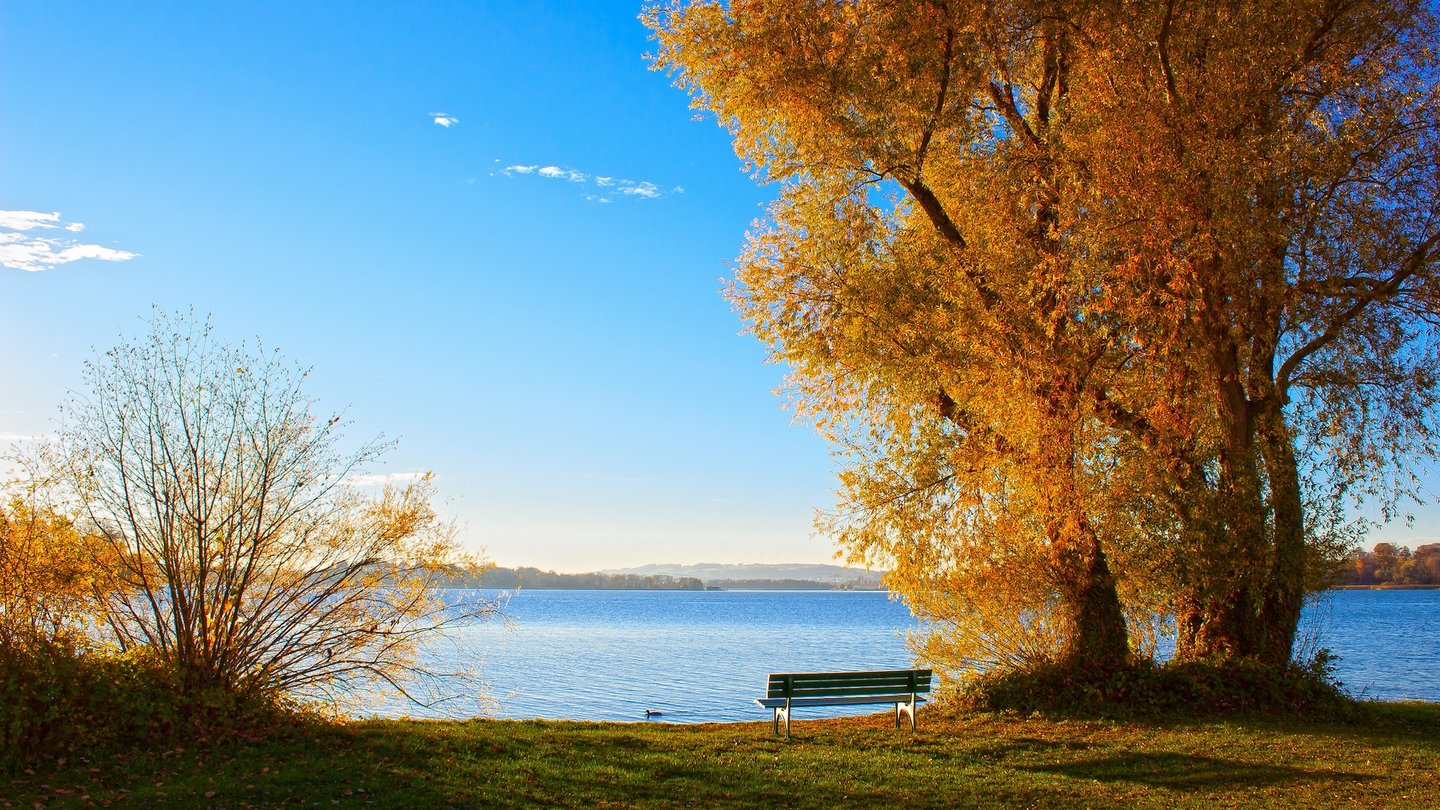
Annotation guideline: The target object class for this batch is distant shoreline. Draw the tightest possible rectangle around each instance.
[445,564,886,591]
[1334,584,1440,590]
[452,584,887,592]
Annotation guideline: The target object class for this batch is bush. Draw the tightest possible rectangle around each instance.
[0,641,294,773]
[958,649,1359,721]
[56,311,497,711]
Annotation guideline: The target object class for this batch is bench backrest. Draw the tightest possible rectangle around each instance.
[766,668,933,700]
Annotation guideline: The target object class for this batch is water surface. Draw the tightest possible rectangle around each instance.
[382,588,1438,722]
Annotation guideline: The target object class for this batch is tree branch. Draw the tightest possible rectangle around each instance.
[1156,0,1180,105]
[1276,229,1440,395]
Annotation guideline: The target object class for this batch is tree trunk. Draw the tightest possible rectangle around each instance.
[1174,353,1268,660]
[1039,438,1129,674]
[1057,521,1130,673]
[1257,402,1305,667]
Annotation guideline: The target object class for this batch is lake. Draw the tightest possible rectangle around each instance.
[377,588,1439,722]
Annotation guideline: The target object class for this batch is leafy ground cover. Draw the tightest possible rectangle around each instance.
[7,703,1437,808]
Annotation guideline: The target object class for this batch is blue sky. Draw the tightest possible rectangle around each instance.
[3,2,1436,572]
[0,1,840,572]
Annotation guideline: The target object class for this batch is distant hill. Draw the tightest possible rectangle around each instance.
[601,563,885,587]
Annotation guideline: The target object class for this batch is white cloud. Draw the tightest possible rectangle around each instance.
[497,164,674,201]
[0,212,139,273]
[431,112,459,127]
[538,166,588,182]
[618,181,661,199]
[0,210,62,231]
[342,471,430,488]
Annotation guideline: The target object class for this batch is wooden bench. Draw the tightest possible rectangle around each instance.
[756,668,932,740]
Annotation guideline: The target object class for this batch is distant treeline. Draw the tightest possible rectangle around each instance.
[442,566,706,590]
[707,578,883,590]
[435,566,884,591]
[1344,543,1440,586]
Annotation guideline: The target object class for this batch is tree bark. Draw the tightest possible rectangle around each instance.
[1174,330,1269,660]
[1044,488,1129,673]
[1257,402,1305,667]
[1036,404,1130,673]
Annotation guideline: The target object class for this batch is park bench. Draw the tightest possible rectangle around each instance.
[756,668,932,740]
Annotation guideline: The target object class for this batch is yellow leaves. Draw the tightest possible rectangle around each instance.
[661,0,1440,668]
[0,488,110,649]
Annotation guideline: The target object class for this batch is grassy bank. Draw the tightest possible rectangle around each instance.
[7,703,1438,808]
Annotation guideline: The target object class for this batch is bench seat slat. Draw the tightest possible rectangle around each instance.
[760,691,927,703]
[768,669,931,680]
[768,679,930,693]
[768,685,928,700]
[771,671,927,683]
[766,672,933,699]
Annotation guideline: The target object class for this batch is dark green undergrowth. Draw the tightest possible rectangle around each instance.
[5,650,1435,807]
[6,702,1439,808]
[0,642,293,775]
[960,651,1359,721]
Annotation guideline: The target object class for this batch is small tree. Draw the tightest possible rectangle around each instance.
[57,311,495,711]
[0,472,110,651]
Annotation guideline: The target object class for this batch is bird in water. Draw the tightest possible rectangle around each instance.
[644,709,663,718]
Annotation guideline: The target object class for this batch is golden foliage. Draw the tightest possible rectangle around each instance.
[649,0,1440,673]
[0,475,112,649]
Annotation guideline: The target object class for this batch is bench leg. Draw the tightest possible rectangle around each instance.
[773,706,791,740]
[896,700,917,733]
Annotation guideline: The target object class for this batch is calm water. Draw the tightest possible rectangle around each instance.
[380,588,1438,722]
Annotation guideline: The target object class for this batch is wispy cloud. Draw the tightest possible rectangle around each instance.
[0,210,138,273]
[497,163,679,203]
[342,471,430,488]
[538,166,588,182]
[618,182,661,199]
[0,210,64,231]
[431,112,459,127]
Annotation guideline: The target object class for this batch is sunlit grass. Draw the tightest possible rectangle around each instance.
[8,703,1438,808]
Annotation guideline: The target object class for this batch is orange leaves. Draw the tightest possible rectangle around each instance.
[0,488,110,649]
[655,0,1440,669]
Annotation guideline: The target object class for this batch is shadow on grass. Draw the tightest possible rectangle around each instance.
[1019,751,1377,791]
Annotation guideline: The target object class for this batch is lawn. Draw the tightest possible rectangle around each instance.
[8,703,1438,808]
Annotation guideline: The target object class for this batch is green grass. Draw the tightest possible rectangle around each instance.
[7,703,1439,808]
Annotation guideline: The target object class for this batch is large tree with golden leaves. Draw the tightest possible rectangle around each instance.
[648,0,1440,675]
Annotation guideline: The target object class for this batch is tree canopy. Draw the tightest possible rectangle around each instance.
[647,0,1440,676]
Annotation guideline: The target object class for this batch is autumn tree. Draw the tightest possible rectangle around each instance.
[1066,0,1440,664]
[0,471,111,650]
[56,311,496,710]
[648,0,1440,676]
